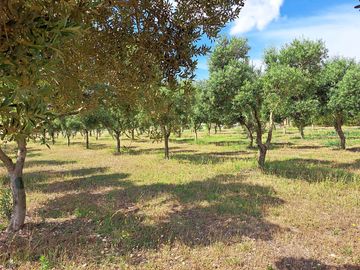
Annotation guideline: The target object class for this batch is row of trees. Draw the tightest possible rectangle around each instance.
[1,0,359,232]
[48,36,360,171]
[0,0,246,231]
[194,37,360,167]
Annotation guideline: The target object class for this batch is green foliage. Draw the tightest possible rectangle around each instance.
[264,39,328,135]
[208,37,252,126]
[39,255,51,270]
[0,1,94,143]
[329,64,360,117]
[144,82,196,140]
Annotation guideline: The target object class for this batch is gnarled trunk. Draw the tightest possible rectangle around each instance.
[85,129,89,149]
[257,144,267,168]
[194,125,198,142]
[299,125,305,139]
[115,132,121,154]
[0,137,27,232]
[255,111,274,169]
[51,131,55,145]
[243,123,254,148]
[334,117,346,150]
[162,126,170,160]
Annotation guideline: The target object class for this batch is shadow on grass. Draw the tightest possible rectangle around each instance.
[33,173,130,194]
[265,158,359,183]
[172,151,253,164]
[171,138,250,147]
[275,257,360,270]
[347,147,360,153]
[268,142,294,150]
[25,167,109,190]
[290,145,323,150]
[25,160,77,168]
[126,147,196,156]
[65,142,109,150]
[0,173,284,266]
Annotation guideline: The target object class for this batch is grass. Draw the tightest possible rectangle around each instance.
[0,126,359,269]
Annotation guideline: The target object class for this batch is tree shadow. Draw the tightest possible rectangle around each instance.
[25,160,77,168]
[65,142,109,150]
[0,174,284,266]
[32,173,130,194]
[290,145,323,150]
[126,147,185,155]
[336,159,360,170]
[172,152,253,164]
[268,142,294,150]
[347,147,360,153]
[209,140,248,147]
[25,167,110,189]
[275,257,360,270]
[265,158,359,183]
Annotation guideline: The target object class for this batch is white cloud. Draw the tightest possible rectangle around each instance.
[230,0,284,35]
[258,5,360,60]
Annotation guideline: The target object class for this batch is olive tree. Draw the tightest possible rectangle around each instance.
[0,1,98,231]
[265,39,328,138]
[207,37,252,134]
[144,82,195,159]
[318,58,360,149]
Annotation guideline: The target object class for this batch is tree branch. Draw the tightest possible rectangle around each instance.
[0,145,15,173]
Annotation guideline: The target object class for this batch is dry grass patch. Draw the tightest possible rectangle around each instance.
[0,127,359,269]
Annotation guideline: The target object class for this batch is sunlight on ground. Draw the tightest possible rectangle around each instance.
[0,127,359,269]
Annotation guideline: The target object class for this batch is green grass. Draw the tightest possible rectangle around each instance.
[0,126,360,269]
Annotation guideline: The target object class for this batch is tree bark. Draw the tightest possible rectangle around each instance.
[194,125,198,142]
[42,129,46,144]
[299,126,305,139]
[51,131,55,145]
[162,126,170,160]
[334,117,346,150]
[85,129,89,149]
[255,111,274,169]
[131,129,135,140]
[115,132,121,154]
[207,123,211,135]
[67,135,71,146]
[243,123,254,148]
[0,137,27,232]
[258,144,267,168]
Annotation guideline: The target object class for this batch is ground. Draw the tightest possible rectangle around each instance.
[0,126,359,270]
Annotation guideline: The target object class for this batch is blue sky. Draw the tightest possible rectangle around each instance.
[195,0,360,80]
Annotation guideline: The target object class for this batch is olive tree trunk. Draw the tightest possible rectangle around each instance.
[67,134,71,146]
[255,112,274,169]
[299,125,305,139]
[207,123,211,135]
[51,131,55,145]
[85,129,89,149]
[115,131,121,154]
[0,137,27,232]
[243,123,254,148]
[334,117,346,150]
[162,126,170,160]
[194,125,198,142]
